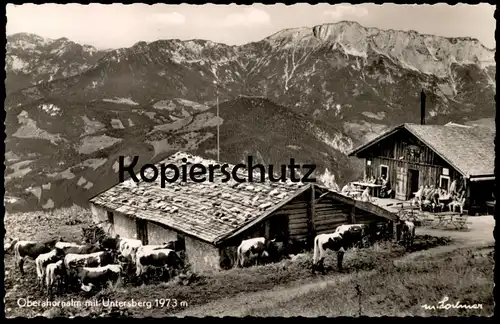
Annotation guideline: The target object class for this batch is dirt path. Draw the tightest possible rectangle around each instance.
[175,219,495,317]
[174,269,378,317]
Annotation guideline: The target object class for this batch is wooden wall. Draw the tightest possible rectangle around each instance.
[361,129,466,201]
[262,186,391,247]
[219,185,397,267]
[354,207,387,224]
[271,190,310,243]
[311,197,352,236]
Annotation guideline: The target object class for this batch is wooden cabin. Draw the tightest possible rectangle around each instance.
[348,123,495,215]
[89,151,398,273]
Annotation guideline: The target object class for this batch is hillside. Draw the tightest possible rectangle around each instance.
[5,33,108,94]
[193,96,358,183]
[4,21,496,212]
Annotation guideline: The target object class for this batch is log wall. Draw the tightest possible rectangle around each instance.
[222,185,397,252]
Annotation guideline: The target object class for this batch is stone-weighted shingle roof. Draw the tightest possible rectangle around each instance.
[90,152,308,244]
[349,123,495,178]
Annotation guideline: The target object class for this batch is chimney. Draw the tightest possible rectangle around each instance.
[420,90,426,125]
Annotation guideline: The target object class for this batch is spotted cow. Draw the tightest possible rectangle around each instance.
[77,264,123,292]
[135,248,184,280]
[236,237,277,268]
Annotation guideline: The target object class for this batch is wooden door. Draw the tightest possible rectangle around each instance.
[269,214,289,242]
[395,166,407,200]
[136,219,148,245]
[407,169,420,200]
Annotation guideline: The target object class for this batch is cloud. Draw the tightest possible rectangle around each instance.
[222,8,271,27]
[151,12,186,25]
[324,5,368,20]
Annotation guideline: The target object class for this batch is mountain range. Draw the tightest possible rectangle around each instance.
[4,21,496,212]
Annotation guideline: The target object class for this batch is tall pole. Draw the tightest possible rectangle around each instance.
[215,81,220,163]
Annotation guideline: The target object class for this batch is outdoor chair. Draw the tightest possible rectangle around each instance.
[450,215,471,230]
[419,213,434,227]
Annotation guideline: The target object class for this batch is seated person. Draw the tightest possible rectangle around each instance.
[421,185,430,200]
[449,179,457,196]
[433,188,449,212]
[413,186,424,203]
[380,176,394,198]
[360,187,371,202]
[448,190,466,213]
[341,182,353,195]
[420,185,433,211]
[428,187,441,212]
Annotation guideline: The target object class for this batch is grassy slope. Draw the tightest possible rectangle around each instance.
[241,246,494,317]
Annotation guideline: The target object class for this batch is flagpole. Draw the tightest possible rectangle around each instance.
[214,80,220,163]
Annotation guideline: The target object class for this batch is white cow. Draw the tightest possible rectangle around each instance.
[45,260,65,295]
[35,248,65,289]
[400,220,416,249]
[100,235,143,265]
[236,237,275,268]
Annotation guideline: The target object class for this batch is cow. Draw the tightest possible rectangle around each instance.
[35,248,66,289]
[64,251,117,285]
[312,232,345,274]
[335,224,369,249]
[361,222,391,246]
[4,237,19,254]
[45,260,65,295]
[77,264,123,292]
[236,237,276,268]
[13,239,59,276]
[55,242,100,255]
[100,235,143,265]
[400,220,416,249]
[135,248,184,281]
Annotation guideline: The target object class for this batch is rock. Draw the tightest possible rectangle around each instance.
[277,192,288,199]
[42,308,61,318]
[259,202,273,210]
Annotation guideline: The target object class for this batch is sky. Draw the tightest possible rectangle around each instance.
[6,3,496,50]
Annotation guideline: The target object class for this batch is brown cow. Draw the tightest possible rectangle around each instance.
[14,239,59,276]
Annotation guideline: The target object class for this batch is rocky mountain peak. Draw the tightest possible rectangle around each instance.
[266,20,495,78]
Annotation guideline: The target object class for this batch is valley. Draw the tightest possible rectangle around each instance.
[4,21,496,212]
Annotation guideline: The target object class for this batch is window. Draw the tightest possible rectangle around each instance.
[380,165,389,179]
[366,160,372,166]
[107,211,114,224]
[442,168,449,176]
[439,175,450,191]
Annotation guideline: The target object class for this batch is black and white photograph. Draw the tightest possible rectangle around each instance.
[3,3,495,318]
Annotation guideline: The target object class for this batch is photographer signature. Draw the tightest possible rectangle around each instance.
[421,296,483,310]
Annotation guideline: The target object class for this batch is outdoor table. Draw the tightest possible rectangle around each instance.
[351,182,383,198]
[431,212,459,228]
[347,189,364,200]
[439,196,451,202]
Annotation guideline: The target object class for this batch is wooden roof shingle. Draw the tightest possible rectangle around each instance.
[348,123,495,178]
